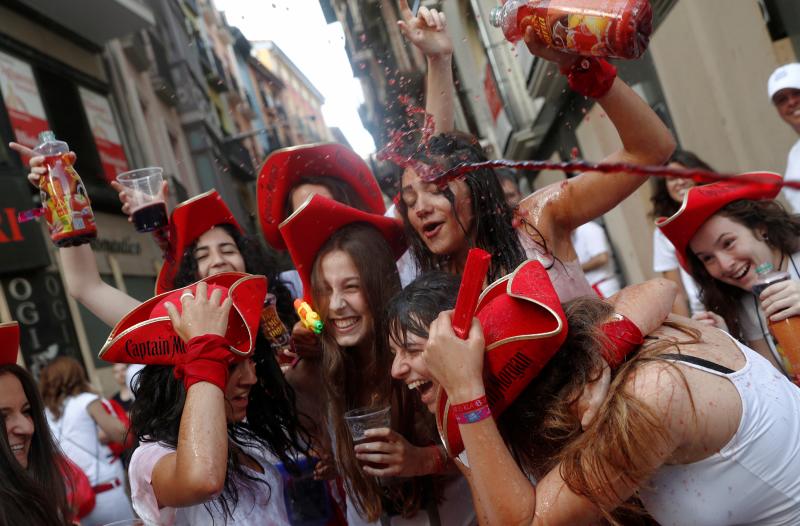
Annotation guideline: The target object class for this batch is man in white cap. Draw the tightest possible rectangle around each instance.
[769,63,800,212]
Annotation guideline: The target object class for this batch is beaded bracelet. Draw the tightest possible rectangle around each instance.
[560,57,617,99]
[455,405,492,425]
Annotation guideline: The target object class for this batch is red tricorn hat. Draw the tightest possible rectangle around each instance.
[279,194,405,303]
[257,143,386,250]
[656,172,782,270]
[0,322,20,365]
[100,273,266,365]
[436,260,568,456]
[156,190,242,294]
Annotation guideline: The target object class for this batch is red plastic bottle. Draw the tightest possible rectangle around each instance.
[489,0,653,60]
[35,131,97,247]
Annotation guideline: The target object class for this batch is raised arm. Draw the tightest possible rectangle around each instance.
[516,33,675,251]
[9,142,141,327]
[606,278,677,337]
[398,0,455,133]
[150,283,232,507]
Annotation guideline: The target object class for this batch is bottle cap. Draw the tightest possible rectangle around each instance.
[755,262,774,275]
[38,130,56,143]
[489,6,502,27]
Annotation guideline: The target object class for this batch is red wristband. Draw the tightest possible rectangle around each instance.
[560,57,617,99]
[173,334,233,391]
[600,314,643,368]
[450,395,488,415]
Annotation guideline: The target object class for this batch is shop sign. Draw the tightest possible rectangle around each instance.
[2,270,83,378]
[79,87,129,182]
[0,177,50,272]
[0,50,50,150]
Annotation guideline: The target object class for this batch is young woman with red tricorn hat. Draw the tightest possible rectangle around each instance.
[279,194,476,525]
[657,172,800,371]
[392,261,800,525]
[101,272,306,524]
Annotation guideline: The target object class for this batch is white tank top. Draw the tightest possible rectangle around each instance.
[638,339,800,525]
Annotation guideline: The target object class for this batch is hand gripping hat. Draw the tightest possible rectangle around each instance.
[258,143,386,250]
[100,272,266,365]
[655,173,782,271]
[156,190,242,294]
[279,194,405,303]
[0,322,20,365]
[436,260,568,456]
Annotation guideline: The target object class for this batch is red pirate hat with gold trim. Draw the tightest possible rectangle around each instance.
[156,190,243,294]
[279,194,405,303]
[656,172,782,270]
[101,273,266,365]
[257,143,386,250]
[436,260,568,456]
[0,322,20,365]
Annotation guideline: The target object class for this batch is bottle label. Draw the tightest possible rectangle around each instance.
[40,153,97,244]
[260,295,293,365]
[517,0,650,59]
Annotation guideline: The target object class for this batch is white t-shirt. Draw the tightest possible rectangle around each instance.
[652,229,705,315]
[47,392,122,486]
[571,221,620,298]
[129,441,290,526]
[739,252,800,363]
[781,138,800,213]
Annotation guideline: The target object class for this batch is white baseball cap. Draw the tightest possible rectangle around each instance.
[768,63,800,100]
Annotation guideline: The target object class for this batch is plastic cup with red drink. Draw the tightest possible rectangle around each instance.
[116,167,168,232]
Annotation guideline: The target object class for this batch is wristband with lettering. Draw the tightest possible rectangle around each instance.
[450,395,488,414]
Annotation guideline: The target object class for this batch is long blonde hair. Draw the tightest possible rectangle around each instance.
[501,298,699,524]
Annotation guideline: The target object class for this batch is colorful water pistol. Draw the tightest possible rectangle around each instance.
[294,299,323,334]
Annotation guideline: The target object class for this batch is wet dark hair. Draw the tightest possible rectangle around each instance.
[173,223,297,327]
[130,333,309,519]
[650,150,714,218]
[687,199,800,338]
[0,365,71,525]
[284,176,370,217]
[386,271,460,349]
[397,131,526,282]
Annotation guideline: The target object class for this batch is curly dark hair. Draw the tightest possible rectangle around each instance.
[173,223,298,327]
[130,331,309,519]
[396,131,526,283]
[686,199,800,339]
[0,365,71,525]
[650,150,714,218]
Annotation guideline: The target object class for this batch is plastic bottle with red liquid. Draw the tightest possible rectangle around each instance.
[489,0,653,60]
[35,131,97,247]
[752,262,800,382]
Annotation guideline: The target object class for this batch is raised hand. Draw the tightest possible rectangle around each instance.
[760,280,800,322]
[398,0,453,58]
[8,141,76,188]
[523,26,578,69]
[165,282,232,341]
[110,179,169,224]
[423,311,486,402]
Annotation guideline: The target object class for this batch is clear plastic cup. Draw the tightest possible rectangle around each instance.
[116,167,168,232]
[344,406,391,444]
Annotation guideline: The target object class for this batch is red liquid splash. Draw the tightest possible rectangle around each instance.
[425,159,800,191]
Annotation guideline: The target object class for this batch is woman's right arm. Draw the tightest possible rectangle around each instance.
[9,142,141,327]
[606,278,677,337]
[149,283,232,507]
[662,269,691,317]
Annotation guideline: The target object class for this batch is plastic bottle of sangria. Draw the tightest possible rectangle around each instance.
[752,262,800,380]
[34,131,97,247]
[489,0,653,60]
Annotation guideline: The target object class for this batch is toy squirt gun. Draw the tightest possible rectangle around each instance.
[294,299,323,335]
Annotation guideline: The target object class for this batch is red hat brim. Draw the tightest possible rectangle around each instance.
[101,272,266,365]
[435,260,568,457]
[156,190,243,295]
[656,172,782,270]
[279,194,405,303]
[257,143,386,250]
[0,322,20,366]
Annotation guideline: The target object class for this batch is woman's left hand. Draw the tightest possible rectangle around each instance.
[523,26,578,69]
[397,0,453,58]
[355,428,434,477]
[760,280,800,321]
[423,311,486,402]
